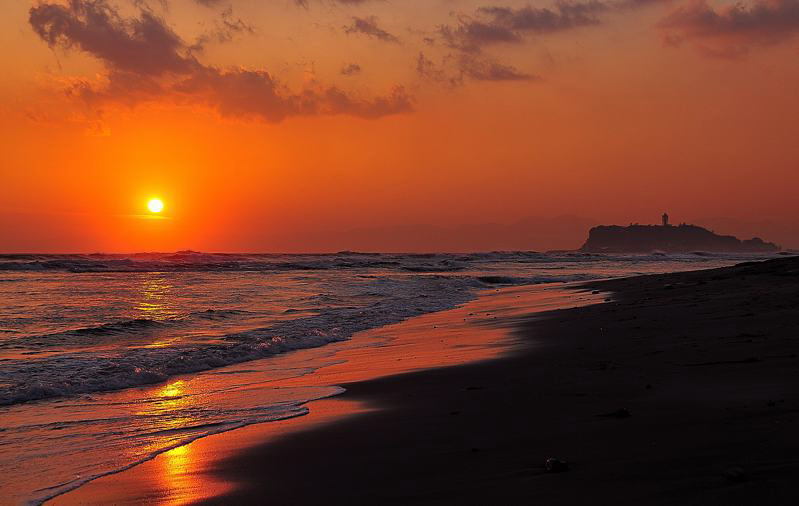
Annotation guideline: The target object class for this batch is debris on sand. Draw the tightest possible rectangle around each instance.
[723,466,747,483]
[545,457,570,473]
[599,408,632,418]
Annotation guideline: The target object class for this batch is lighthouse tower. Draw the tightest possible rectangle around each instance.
[662,212,669,227]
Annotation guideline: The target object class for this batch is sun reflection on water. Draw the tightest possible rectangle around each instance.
[133,273,183,348]
[159,380,185,400]
[148,381,191,423]
[134,274,179,320]
[134,380,194,444]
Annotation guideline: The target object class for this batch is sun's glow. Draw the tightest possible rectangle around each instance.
[148,198,164,213]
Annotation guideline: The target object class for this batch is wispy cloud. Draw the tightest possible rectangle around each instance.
[341,63,363,76]
[344,16,400,43]
[659,0,799,58]
[416,51,537,87]
[190,6,256,53]
[439,2,610,52]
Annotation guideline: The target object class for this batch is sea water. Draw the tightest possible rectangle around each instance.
[0,251,777,503]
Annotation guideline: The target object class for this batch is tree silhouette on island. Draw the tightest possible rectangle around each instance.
[581,214,780,253]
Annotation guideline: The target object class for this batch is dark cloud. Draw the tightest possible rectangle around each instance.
[431,2,607,84]
[479,2,608,32]
[439,20,520,52]
[416,52,463,87]
[190,6,255,53]
[294,0,375,8]
[659,0,799,57]
[416,51,535,86]
[458,53,537,81]
[29,0,412,122]
[321,85,413,118]
[439,0,672,51]
[619,0,672,6]
[429,0,672,81]
[193,0,227,6]
[344,16,400,43]
[440,1,608,51]
[341,63,362,75]
[174,67,412,121]
[29,0,198,75]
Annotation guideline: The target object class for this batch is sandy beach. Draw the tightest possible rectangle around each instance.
[50,255,799,505]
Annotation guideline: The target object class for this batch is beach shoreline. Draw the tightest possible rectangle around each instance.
[51,283,602,505]
[54,257,799,505]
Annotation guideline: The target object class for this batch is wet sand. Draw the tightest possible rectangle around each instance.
[56,257,799,505]
[54,283,600,504]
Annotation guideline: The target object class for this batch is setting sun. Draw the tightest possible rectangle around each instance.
[148,198,164,213]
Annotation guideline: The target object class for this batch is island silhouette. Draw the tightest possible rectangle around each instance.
[581,213,780,253]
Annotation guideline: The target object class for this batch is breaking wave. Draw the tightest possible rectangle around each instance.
[0,275,483,405]
[0,250,754,273]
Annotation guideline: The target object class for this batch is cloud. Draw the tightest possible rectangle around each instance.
[295,0,375,6]
[438,0,673,52]
[416,51,536,86]
[174,67,412,121]
[428,0,672,81]
[416,52,464,87]
[439,1,609,51]
[480,2,608,32]
[190,6,255,53]
[193,0,227,6]
[659,0,799,57]
[29,0,198,75]
[344,16,400,43]
[439,20,521,52]
[341,63,362,75]
[29,0,412,122]
[458,53,538,81]
[430,2,608,84]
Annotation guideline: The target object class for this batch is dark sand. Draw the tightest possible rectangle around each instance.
[198,256,799,505]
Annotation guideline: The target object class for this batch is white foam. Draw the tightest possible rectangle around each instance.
[0,275,481,405]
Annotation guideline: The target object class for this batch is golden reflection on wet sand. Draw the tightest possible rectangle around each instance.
[50,398,369,505]
[156,445,203,506]
[52,284,602,505]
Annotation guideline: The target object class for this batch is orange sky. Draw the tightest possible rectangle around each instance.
[2,0,798,252]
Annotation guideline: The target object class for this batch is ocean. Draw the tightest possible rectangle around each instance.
[0,251,779,503]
